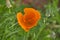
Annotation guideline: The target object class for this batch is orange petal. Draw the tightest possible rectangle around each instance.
[17,12,31,32]
[24,8,41,20]
[17,12,24,26]
[24,8,35,14]
[34,10,41,21]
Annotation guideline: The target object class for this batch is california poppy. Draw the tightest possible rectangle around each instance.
[17,8,41,32]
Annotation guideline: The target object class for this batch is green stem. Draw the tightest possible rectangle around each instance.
[9,8,11,13]
[24,31,29,40]
[34,24,46,40]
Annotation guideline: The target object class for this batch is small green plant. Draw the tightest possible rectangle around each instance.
[0,0,60,40]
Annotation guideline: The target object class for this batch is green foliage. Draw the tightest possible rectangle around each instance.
[0,0,60,40]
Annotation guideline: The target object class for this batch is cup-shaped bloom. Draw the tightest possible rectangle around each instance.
[17,8,41,32]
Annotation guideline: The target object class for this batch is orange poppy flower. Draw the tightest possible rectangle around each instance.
[17,8,41,32]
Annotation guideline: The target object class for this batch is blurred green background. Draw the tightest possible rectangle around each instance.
[0,0,60,40]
